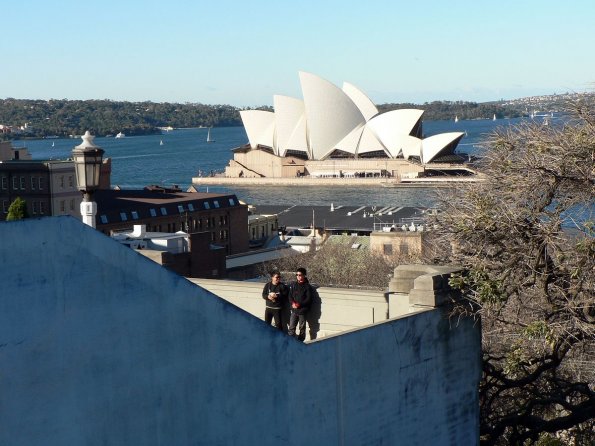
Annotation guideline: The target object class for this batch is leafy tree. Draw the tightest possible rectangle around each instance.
[431,97,595,445]
[6,197,29,221]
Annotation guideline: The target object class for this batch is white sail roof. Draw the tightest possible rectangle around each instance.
[273,95,308,157]
[240,110,275,150]
[334,124,364,155]
[356,125,389,156]
[422,132,465,163]
[239,72,464,163]
[399,135,423,159]
[299,71,366,160]
[342,82,379,121]
[367,109,424,138]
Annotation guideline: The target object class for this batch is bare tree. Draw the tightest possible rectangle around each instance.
[431,97,595,445]
[259,235,421,289]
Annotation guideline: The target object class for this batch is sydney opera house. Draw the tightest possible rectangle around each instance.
[225,72,473,180]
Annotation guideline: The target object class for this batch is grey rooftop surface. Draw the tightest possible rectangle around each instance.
[250,204,427,232]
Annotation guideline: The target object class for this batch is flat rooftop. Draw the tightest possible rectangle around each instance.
[250,204,428,233]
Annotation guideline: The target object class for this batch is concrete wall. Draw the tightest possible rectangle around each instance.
[191,278,395,339]
[0,217,481,446]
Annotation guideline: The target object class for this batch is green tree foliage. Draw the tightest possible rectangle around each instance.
[3,95,586,141]
[430,97,595,445]
[6,197,29,221]
[0,99,244,138]
[378,100,515,121]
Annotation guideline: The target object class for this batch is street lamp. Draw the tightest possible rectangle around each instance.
[72,131,104,228]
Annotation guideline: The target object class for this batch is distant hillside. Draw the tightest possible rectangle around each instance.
[1,93,592,140]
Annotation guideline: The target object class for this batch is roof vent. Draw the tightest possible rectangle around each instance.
[131,225,146,238]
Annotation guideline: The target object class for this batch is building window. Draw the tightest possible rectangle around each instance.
[100,215,108,224]
[2,200,8,213]
[19,176,25,190]
[177,205,184,213]
[39,202,45,214]
[68,176,74,187]
[213,200,220,208]
[12,177,17,190]
[228,198,235,206]
[211,232,216,242]
[188,203,195,212]
[383,244,393,255]
[1,176,6,190]
[399,242,409,255]
[60,176,64,188]
[70,199,75,211]
[131,211,139,220]
[60,200,65,212]
[38,177,44,190]
[149,208,157,217]
[31,201,37,214]
[160,207,167,216]
[120,212,128,221]
[31,177,36,190]
[203,201,210,210]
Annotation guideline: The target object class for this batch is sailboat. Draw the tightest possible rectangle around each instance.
[160,140,164,146]
[207,127,215,143]
[493,114,497,121]
[454,115,459,123]
[51,141,55,147]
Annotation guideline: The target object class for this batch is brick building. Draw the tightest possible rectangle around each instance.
[94,187,249,255]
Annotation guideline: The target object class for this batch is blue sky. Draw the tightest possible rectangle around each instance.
[1,0,594,106]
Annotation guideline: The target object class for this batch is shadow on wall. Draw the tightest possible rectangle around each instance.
[278,286,321,340]
[307,286,322,340]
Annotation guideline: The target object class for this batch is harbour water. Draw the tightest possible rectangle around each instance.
[18,117,540,207]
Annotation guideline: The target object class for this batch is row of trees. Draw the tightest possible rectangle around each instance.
[3,95,578,141]
[378,100,518,121]
[0,99,244,139]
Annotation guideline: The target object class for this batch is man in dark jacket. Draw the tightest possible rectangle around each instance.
[288,267,313,341]
[262,270,287,331]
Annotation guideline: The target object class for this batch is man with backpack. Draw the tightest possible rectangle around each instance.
[288,267,313,341]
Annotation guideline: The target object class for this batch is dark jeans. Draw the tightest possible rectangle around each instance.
[288,311,307,340]
[264,307,283,330]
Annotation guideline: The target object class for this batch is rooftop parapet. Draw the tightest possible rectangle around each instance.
[388,264,463,315]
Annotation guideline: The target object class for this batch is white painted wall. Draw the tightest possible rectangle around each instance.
[0,217,481,445]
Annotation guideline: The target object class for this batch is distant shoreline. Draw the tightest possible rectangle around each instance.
[192,176,482,188]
